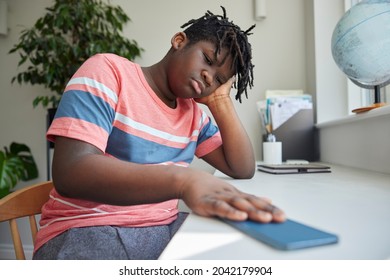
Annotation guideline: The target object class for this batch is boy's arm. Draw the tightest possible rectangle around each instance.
[196,77,256,179]
[52,136,284,223]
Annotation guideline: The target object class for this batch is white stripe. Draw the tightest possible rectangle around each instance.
[49,195,108,214]
[199,111,208,128]
[157,161,190,167]
[115,113,199,144]
[40,212,111,228]
[67,77,118,104]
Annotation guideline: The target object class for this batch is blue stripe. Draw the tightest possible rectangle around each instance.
[55,90,115,134]
[197,120,219,145]
[106,127,196,164]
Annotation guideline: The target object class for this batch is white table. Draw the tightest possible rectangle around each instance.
[160,164,390,259]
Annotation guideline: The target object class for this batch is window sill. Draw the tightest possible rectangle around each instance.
[316,104,390,129]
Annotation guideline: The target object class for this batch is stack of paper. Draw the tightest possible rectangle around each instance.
[256,90,313,133]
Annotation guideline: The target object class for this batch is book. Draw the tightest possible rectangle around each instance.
[257,163,331,174]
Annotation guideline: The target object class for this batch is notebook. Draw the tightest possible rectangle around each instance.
[221,218,338,250]
[257,163,331,174]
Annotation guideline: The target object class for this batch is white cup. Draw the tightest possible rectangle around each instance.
[263,142,282,164]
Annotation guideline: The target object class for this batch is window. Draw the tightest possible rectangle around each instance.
[313,0,389,124]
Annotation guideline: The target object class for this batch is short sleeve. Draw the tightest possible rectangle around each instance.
[195,113,222,158]
[46,54,119,152]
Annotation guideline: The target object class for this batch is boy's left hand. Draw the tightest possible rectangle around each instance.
[195,76,235,106]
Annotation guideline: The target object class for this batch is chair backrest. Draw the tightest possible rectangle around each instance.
[0,181,53,260]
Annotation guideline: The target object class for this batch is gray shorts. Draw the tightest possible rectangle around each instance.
[33,212,188,260]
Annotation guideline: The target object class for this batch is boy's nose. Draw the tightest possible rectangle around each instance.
[201,70,214,87]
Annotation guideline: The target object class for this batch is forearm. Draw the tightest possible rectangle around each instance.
[207,96,255,178]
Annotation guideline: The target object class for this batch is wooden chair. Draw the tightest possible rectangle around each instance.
[0,181,53,259]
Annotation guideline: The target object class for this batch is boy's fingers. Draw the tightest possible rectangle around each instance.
[214,75,235,95]
[226,75,236,86]
[227,196,283,223]
[199,195,286,223]
[199,197,248,221]
[223,76,235,90]
[246,196,286,222]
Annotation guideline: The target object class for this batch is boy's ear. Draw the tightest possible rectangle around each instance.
[171,32,188,49]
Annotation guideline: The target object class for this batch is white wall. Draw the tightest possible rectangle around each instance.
[318,106,390,174]
[0,0,309,259]
[313,0,348,124]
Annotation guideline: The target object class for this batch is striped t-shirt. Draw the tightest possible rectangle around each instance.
[35,53,222,252]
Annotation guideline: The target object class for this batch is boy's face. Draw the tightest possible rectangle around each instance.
[167,32,235,100]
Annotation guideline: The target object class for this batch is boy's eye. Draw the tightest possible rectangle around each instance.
[203,53,212,65]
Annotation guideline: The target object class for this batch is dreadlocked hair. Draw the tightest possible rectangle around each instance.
[181,6,255,103]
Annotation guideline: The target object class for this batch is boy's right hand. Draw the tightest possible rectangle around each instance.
[180,170,286,223]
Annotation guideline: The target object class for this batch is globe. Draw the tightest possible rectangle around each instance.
[331,0,390,89]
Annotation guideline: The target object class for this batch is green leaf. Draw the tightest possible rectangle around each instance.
[8,0,143,109]
[0,142,39,193]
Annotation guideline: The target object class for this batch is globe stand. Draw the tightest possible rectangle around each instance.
[351,85,387,114]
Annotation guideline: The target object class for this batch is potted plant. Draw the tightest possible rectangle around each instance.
[0,142,39,199]
[9,0,143,110]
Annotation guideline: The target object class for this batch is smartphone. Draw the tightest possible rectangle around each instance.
[220,218,338,250]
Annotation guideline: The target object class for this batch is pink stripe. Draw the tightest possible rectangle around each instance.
[70,54,122,91]
[196,132,223,158]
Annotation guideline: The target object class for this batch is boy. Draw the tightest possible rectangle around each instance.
[33,7,285,260]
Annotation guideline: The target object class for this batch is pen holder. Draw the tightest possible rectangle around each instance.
[263,141,282,164]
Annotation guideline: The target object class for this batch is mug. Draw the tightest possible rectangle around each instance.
[263,142,282,164]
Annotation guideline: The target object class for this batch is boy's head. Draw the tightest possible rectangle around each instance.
[181,6,255,103]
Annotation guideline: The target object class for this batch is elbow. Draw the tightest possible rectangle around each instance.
[234,170,255,180]
[244,167,256,179]
[230,165,256,179]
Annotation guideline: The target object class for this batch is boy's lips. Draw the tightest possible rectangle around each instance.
[191,79,204,95]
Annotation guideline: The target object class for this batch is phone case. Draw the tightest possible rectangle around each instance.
[221,218,338,250]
